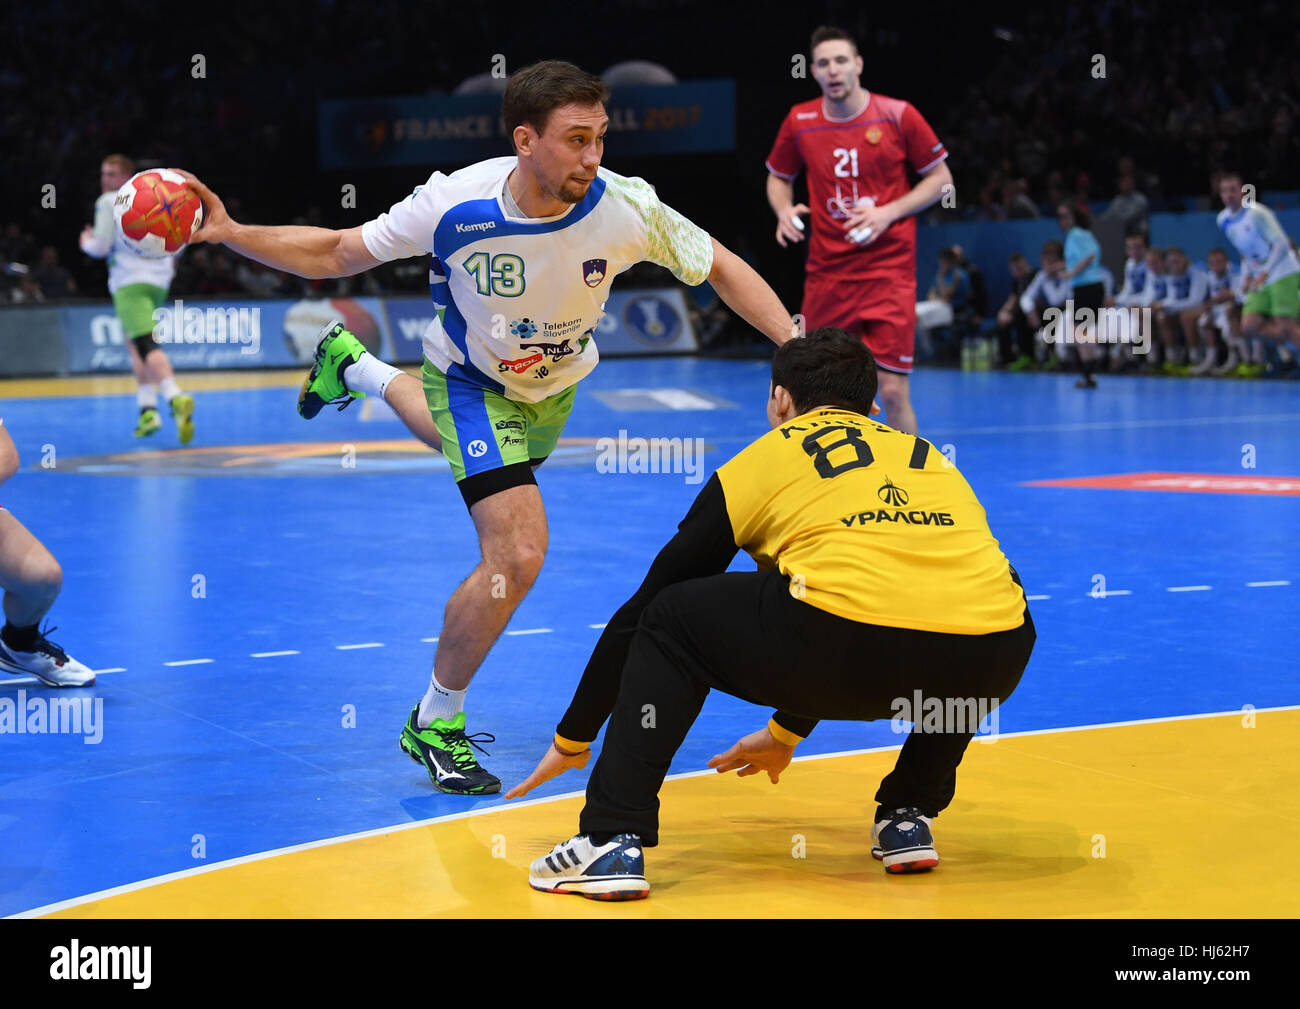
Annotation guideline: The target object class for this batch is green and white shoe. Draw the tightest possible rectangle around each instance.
[399,707,501,795]
[133,407,162,438]
[297,320,367,419]
[170,394,195,445]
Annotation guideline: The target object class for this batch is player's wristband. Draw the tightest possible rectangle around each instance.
[767,718,804,747]
[553,733,590,756]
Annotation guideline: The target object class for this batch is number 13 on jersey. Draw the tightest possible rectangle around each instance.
[464,251,526,297]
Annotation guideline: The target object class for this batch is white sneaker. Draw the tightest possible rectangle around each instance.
[528,833,649,900]
[0,629,95,687]
[1212,349,1241,376]
[1189,351,1217,375]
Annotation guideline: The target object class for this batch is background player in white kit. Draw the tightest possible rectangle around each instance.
[79,154,195,443]
[1217,171,1300,376]
[180,61,812,794]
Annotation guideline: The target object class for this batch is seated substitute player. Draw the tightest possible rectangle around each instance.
[1202,247,1247,375]
[507,328,1036,900]
[1158,247,1210,374]
[180,61,801,796]
[0,418,95,686]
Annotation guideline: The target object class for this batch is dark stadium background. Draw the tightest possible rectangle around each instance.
[3,0,1297,341]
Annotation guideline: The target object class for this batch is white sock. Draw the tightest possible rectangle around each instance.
[137,385,158,410]
[418,669,466,728]
[159,377,182,401]
[343,354,401,399]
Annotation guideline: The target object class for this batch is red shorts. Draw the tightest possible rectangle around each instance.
[801,272,917,374]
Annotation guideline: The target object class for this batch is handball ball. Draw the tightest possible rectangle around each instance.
[113,169,204,258]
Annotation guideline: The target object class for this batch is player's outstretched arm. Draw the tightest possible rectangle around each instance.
[178,170,379,280]
[708,238,798,345]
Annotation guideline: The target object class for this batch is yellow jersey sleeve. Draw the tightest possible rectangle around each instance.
[716,409,1026,634]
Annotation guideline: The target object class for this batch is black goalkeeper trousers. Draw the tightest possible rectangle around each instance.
[579,568,1036,847]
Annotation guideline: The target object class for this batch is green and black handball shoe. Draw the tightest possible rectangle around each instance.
[297,320,367,419]
[170,393,196,445]
[400,707,501,795]
[133,407,162,438]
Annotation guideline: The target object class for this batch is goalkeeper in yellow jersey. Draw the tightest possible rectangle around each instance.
[509,328,1036,900]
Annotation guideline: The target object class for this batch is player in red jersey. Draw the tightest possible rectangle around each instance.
[766,26,954,435]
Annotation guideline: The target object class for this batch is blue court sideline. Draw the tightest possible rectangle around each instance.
[0,358,1296,914]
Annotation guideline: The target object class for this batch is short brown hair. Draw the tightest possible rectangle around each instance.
[102,153,135,175]
[1041,240,1064,261]
[502,61,609,145]
[811,25,858,54]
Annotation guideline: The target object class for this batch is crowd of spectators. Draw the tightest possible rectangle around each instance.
[931,0,1300,226]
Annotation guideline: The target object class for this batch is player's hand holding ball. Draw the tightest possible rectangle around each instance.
[173,170,235,245]
[776,203,811,247]
[112,168,205,257]
[708,726,795,784]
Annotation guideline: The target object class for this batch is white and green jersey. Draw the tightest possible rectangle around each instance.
[79,191,178,294]
[360,157,714,403]
[1216,202,1299,284]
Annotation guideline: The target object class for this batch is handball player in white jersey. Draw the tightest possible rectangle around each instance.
[79,154,196,442]
[179,61,810,794]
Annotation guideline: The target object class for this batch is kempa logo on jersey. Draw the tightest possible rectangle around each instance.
[455,220,496,234]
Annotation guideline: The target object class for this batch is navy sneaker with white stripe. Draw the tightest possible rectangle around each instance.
[871,807,939,873]
[529,833,649,901]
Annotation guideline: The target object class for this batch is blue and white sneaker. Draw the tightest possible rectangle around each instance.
[529,833,650,901]
[870,807,939,873]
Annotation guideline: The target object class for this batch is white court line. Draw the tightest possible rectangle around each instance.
[505,628,552,636]
[250,651,299,658]
[1167,585,1212,592]
[1247,580,1290,588]
[1025,595,1050,601]
[335,643,384,651]
[589,623,607,629]
[0,667,125,689]
[163,658,212,667]
[13,702,1299,920]
[1094,590,1132,597]
[420,637,439,643]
